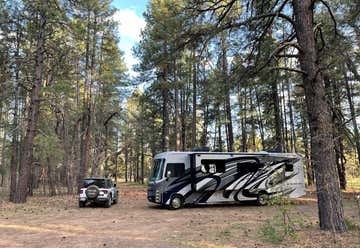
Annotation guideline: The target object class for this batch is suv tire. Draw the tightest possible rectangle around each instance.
[105,197,112,208]
[86,185,99,199]
[79,201,85,208]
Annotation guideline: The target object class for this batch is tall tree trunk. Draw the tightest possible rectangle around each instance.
[124,141,128,183]
[221,35,234,152]
[78,10,92,190]
[63,107,72,194]
[14,4,46,203]
[174,61,181,151]
[200,97,209,147]
[0,113,7,187]
[162,68,169,151]
[287,82,297,152]
[9,20,22,202]
[271,79,283,152]
[293,0,346,232]
[344,70,360,166]
[47,157,56,196]
[216,104,223,152]
[326,76,347,190]
[281,81,289,152]
[180,88,186,151]
[249,89,256,151]
[239,85,247,152]
[300,107,314,186]
[141,136,144,184]
[254,88,265,150]
[191,51,197,150]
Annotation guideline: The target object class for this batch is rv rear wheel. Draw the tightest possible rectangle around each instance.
[169,195,183,210]
[257,193,269,206]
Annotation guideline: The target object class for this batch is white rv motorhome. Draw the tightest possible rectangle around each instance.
[147,151,305,209]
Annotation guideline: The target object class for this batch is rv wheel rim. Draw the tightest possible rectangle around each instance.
[259,195,266,205]
[172,197,181,209]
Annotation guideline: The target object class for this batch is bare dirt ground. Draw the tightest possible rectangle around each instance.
[0,184,359,248]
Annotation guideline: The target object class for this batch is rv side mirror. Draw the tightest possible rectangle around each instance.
[113,183,117,187]
[166,170,172,178]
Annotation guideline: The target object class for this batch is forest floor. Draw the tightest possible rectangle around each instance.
[0,184,359,248]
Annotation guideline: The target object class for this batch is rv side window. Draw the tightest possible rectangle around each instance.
[166,163,185,178]
[201,160,226,174]
[285,163,294,172]
[237,160,261,173]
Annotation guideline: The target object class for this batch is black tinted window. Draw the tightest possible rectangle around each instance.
[83,179,106,188]
[166,163,185,177]
[201,160,226,173]
[285,163,294,172]
[237,160,261,173]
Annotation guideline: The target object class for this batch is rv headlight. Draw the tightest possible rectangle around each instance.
[155,190,161,203]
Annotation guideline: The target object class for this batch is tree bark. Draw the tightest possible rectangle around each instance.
[9,20,22,202]
[78,9,92,190]
[293,0,346,232]
[300,106,314,186]
[0,113,7,187]
[14,3,46,203]
[344,70,360,166]
[239,85,247,152]
[162,68,169,151]
[272,79,283,152]
[216,104,223,152]
[221,35,234,152]
[174,60,181,151]
[191,50,197,150]
[47,157,56,196]
[254,88,265,150]
[200,95,209,147]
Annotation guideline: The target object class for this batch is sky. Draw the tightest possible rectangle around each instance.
[112,0,148,77]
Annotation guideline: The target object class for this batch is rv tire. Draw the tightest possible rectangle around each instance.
[169,195,183,210]
[257,192,269,206]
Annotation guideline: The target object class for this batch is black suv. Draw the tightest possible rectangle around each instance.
[78,178,118,208]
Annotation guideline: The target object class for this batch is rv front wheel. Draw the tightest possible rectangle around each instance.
[257,193,268,206]
[169,195,183,210]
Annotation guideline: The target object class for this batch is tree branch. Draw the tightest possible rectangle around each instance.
[318,0,338,36]
[270,66,307,75]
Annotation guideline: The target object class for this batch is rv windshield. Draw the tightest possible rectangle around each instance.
[149,159,165,181]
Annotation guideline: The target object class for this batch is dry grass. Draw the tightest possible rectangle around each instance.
[0,184,359,248]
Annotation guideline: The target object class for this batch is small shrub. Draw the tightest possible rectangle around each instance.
[259,220,284,244]
[345,218,359,231]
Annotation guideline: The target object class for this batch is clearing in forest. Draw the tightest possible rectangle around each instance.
[0,184,359,248]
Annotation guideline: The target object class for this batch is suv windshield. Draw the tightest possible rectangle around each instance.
[83,179,107,188]
[149,159,165,181]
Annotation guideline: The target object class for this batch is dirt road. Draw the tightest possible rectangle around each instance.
[0,185,359,248]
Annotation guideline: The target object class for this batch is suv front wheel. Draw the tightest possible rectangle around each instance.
[105,197,112,208]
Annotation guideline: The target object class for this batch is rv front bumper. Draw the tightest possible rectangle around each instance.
[147,189,161,203]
